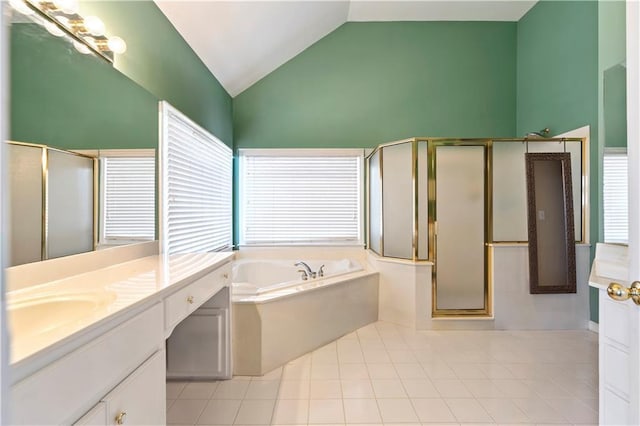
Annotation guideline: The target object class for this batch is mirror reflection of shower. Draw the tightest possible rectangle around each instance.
[526,127,551,138]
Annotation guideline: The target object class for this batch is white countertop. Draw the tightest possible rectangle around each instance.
[589,271,627,291]
[7,252,234,370]
[588,243,629,291]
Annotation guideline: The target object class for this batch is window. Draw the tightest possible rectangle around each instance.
[239,149,363,245]
[603,148,628,244]
[100,150,156,245]
[159,101,232,255]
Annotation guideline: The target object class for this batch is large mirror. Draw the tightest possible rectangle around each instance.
[604,63,627,150]
[8,10,159,267]
[525,152,577,294]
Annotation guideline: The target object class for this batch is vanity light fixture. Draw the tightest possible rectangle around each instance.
[9,0,127,63]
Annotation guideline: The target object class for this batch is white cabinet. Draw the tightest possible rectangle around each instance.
[167,297,230,379]
[73,351,165,426]
[103,350,166,425]
[11,303,164,425]
[9,256,233,425]
[165,262,231,335]
[74,402,107,425]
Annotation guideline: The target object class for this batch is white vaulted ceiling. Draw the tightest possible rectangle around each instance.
[155,1,537,97]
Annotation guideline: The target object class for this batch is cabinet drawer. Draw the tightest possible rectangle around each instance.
[165,262,231,334]
[103,350,166,426]
[74,402,107,425]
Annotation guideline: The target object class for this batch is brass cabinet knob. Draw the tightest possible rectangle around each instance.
[115,411,127,425]
[187,295,194,304]
[607,281,640,305]
[223,273,229,279]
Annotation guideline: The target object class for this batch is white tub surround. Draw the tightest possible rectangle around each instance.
[232,258,363,300]
[231,249,377,376]
[369,243,591,330]
[491,243,591,330]
[6,246,233,425]
[366,251,433,329]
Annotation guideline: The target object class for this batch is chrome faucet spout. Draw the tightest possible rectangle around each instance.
[295,261,313,274]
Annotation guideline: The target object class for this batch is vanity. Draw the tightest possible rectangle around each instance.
[6,244,234,425]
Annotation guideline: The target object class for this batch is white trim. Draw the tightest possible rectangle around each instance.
[604,147,628,155]
[626,3,640,424]
[159,102,168,255]
[589,321,599,333]
[238,148,365,157]
[0,2,8,421]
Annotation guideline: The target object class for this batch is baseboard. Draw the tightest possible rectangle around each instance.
[589,320,599,333]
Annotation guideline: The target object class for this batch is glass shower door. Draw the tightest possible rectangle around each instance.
[433,144,488,314]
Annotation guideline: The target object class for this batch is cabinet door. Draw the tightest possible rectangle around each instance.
[74,402,107,425]
[103,350,166,425]
[167,308,230,379]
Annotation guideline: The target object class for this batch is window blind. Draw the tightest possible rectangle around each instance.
[603,150,628,244]
[160,102,232,255]
[101,156,155,243]
[240,151,362,245]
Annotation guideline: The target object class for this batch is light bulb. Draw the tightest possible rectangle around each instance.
[56,16,70,29]
[107,36,127,54]
[8,0,34,16]
[73,40,91,55]
[83,16,105,36]
[83,36,97,48]
[44,20,65,37]
[52,0,79,14]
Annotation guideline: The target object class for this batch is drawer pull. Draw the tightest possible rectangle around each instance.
[115,411,127,424]
[187,296,194,304]
[223,273,229,279]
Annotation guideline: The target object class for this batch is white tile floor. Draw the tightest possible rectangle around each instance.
[167,321,598,425]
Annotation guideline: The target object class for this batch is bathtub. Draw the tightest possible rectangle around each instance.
[232,259,363,300]
[231,258,378,375]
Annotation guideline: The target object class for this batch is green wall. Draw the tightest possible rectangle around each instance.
[517,0,599,322]
[234,22,517,149]
[10,0,232,149]
[80,1,232,146]
[10,23,157,150]
[603,64,627,148]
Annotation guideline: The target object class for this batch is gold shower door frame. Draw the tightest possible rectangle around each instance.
[365,137,587,318]
[427,139,493,317]
[6,140,99,261]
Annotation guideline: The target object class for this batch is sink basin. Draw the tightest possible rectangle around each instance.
[8,292,117,337]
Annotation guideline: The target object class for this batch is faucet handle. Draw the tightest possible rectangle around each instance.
[318,265,325,277]
[297,269,309,280]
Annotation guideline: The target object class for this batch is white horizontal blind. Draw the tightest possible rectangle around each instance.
[240,151,362,245]
[603,149,629,244]
[160,102,232,255]
[102,156,155,242]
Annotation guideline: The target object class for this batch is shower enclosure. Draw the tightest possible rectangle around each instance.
[7,141,97,266]
[366,137,586,318]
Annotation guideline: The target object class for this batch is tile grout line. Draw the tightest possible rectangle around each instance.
[167,321,598,426]
[369,323,391,424]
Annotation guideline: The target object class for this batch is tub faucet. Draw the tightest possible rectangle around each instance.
[295,261,316,279]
